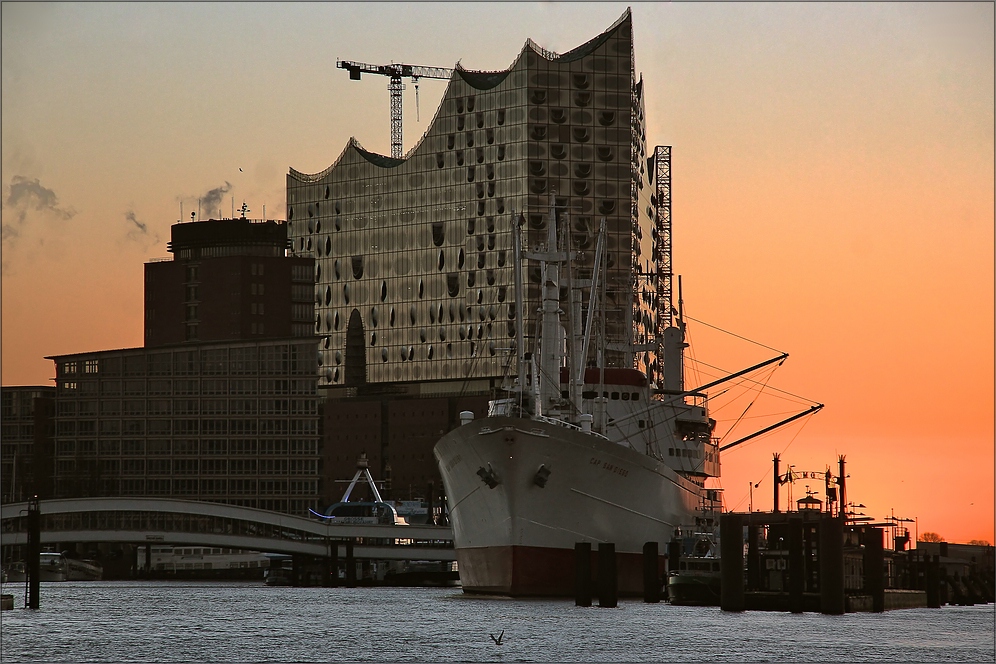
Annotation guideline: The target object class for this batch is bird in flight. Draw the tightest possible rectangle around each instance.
[489,630,504,645]
[239,168,243,172]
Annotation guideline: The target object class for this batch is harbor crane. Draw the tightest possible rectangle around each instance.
[337,60,454,159]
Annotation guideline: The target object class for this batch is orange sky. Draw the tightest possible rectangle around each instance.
[2,3,992,543]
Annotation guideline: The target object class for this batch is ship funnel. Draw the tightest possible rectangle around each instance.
[459,410,475,426]
[662,325,687,392]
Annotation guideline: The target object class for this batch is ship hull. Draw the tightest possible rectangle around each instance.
[434,416,703,597]
[667,572,722,606]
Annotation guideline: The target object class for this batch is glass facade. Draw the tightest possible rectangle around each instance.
[288,10,664,388]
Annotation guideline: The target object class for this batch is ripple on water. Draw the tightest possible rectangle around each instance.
[1,582,993,662]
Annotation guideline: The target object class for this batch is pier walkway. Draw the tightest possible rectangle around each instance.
[0,498,455,561]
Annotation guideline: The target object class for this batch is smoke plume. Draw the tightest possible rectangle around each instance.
[124,209,161,249]
[200,181,232,219]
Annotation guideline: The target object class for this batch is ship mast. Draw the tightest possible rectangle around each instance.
[574,218,606,420]
[511,209,528,413]
[537,197,564,417]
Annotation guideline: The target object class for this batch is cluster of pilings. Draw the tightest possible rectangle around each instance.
[911,542,996,606]
[573,541,673,607]
[718,511,967,613]
[574,542,617,607]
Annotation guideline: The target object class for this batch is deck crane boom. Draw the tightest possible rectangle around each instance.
[337,60,454,159]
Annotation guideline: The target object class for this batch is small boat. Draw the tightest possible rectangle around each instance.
[38,552,68,581]
[64,556,103,581]
[6,554,102,582]
[263,560,294,587]
[147,546,271,579]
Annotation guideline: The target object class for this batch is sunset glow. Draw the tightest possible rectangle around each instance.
[3,3,992,542]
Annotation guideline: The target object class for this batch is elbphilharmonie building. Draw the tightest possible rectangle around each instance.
[288,9,663,393]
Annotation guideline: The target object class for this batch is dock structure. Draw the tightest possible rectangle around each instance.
[716,509,995,613]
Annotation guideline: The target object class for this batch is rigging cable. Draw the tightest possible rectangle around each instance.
[690,358,817,406]
[683,314,785,355]
[718,363,779,443]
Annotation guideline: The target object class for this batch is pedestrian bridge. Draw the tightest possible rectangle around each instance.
[0,498,455,561]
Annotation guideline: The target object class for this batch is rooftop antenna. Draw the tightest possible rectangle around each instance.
[239,202,249,219]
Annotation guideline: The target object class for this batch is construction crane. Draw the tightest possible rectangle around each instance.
[337,60,454,159]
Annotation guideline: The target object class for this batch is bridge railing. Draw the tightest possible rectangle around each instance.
[1,498,453,548]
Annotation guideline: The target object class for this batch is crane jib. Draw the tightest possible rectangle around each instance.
[337,60,453,81]
[337,59,455,159]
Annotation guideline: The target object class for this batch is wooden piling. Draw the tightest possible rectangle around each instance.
[292,555,302,587]
[574,542,592,607]
[666,537,681,602]
[720,513,745,612]
[818,516,845,615]
[330,543,340,588]
[925,554,940,608]
[938,556,949,605]
[597,543,617,608]
[863,527,885,613]
[787,517,805,613]
[643,541,660,603]
[322,555,332,588]
[26,496,40,610]
[345,540,356,588]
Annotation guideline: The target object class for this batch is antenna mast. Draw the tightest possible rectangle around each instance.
[654,146,673,332]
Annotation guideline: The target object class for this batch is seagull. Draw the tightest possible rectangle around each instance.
[489,630,504,645]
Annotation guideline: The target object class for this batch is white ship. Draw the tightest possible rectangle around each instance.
[434,203,796,597]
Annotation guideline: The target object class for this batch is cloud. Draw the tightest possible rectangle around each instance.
[200,181,232,219]
[3,175,76,225]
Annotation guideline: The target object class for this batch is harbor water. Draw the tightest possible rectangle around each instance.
[1,581,993,662]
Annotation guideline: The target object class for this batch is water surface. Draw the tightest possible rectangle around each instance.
[1,581,992,662]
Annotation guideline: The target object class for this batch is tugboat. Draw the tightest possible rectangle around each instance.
[667,495,723,606]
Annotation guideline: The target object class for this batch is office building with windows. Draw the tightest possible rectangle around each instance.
[0,386,56,502]
[145,217,314,347]
[46,339,321,514]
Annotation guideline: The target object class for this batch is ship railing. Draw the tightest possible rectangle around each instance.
[534,415,609,441]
